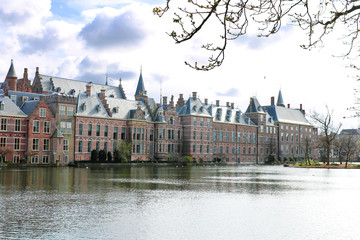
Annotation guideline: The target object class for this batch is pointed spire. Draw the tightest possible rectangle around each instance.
[277,89,285,107]
[135,66,146,96]
[118,77,127,100]
[105,74,108,85]
[7,59,17,78]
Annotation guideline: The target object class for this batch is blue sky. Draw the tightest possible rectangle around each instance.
[0,0,358,128]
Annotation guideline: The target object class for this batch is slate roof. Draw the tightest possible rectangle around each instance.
[263,105,311,126]
[208,105,256,126]
[340,129,360,135]
[20,100,39,115]
[106,97,152,121]
[277,90,285,106]
[38,74,126,99]
[246,97,265,113]
[0,94,27,117]
[76,93,110,118]
[51,128,64,138]
[135,71,146,96]
[6,59,17,78]
[7,91,45,107]
[154,105,166,122]
[178,97,212,117]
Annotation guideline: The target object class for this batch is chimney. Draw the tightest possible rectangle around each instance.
[226,102,230,107]
[192,92,197,99]
[176,93,185,108]
[100,89,106,101]
[163,96,167,105]
[231,103,234,109]
[287,104,290,108]
[216,100,220,107]
[204,98,208,105]
[23,68,28,79]
[300,104,302,110]
[86,83,92,97]
[36,67,39,73]
[271,96,275,106]
[170,95,174,107]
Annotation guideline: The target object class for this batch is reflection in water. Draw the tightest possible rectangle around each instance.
[1,166,360,240]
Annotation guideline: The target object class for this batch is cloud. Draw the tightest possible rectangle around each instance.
[216,88,239,97]
[79,11,145,49]
[19,28,60,54]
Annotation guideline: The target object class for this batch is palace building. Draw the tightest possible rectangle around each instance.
[0,60,318,165]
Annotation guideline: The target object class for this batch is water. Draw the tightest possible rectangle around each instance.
[1,165,360,240]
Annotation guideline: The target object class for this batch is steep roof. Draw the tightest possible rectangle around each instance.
[135,70,146,96]
[246,96,265,113]
[106,97,152,121]
[0,94,27,117]
[51,128,64,138]
[6,59,17,78]
[76,93,110,118]
[178,97,212,117]
[7,90,46,107]
[20,100,39,115]
[264,105,311,126]
[277,90,285,107]
[208,105,256,126]
[38,74,126,99]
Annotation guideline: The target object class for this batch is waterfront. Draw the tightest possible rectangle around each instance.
[0,165,360,240]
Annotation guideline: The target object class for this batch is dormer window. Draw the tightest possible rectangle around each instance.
[56,87,61,93]
[69,89,75,95]
[96,105,101,112]
[10,95,16,103]
[109,94,114,98]
[113,107,119,113]
[199,106,204,112]
[81,103,86,111]
[0,102,4,110]
[193,106,197,111]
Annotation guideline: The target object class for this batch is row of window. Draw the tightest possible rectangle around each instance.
[33,120,51,133]
[213,131,257,144]
[0,137,22,150]
[212,145,257,155]
[280,133,312,142]
[260,125,276,134]
[193,131,211,141]
[193,117,211,127]
[280,145,312,155]
[59,106,73,116]
[32,139,50,151]
[280,125,312,133]
[0,119,21,131]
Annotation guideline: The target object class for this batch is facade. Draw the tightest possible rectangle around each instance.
[0,60,317,165]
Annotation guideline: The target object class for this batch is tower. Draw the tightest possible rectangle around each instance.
[277,89,285,107]
[134,67,148,103]
[5,59,17,91]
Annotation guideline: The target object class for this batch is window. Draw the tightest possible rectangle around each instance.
[14,138,20,150]
[150,129,154,141]
[226,132,229,142]
[220,131,223,142]
[104,125,108,137]
[87,124,92,136]
[214,146,217,153]
[193,131,196,140]
[232,132,235,142]
[61,122,71,134]
[67,107,73,116]
[79,124,83,135]
[1,118,7,131]
[43,139,50,151]
[200,145,203,153]
[121,127,126,140]
[32,139,39,151]
[207,145,210,153]
[104,142,108,151]
[42,156,49,164]
[113,126,118,139]
[31,156,39,163]
[13,155,20,164]
[0,137,6,147]
[15,119,21,132]
[193,117,197,126]
[44,121,50,133]
[96,141,100,151]
[10,95,16,103]
[207,119,210,127]
[207,132,210,141]
[213,131,217,141]
[59,106,65,115]
[33,120,40,133]
[0,102,4,110]
[193,144,196,153]
[200,118,203,126]
[64,139,69,151]
[178,130,181,140]
[39,108,46,117]
[200,132,203,140]
[79,141,83,152]
[88,141,92,152]
[96,125,100,136]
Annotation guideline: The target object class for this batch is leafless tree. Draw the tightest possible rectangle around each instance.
[333,137,346,164]
[340,134,358,168]
[154,1,360,70]
[311,107,342,165]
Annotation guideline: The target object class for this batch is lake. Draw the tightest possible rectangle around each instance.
[0,165,359,240]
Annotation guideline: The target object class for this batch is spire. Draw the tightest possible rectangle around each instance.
[135,66,146,96]
[7,59,17,78]
[105,74,108,85]
[277,89,285,107]
[118,77,127,99]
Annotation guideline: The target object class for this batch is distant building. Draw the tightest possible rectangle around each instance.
[0,60,318,165]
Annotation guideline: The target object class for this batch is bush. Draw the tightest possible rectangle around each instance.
[91,150,99,162]
[330,163,339,166]
[113,149,121,162]
[107,151,112,161]
[99,150,107,162]
[182,156,193,164]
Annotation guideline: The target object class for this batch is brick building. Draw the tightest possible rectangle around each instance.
[0,60,318,165]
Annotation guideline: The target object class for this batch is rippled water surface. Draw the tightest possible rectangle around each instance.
[1,165,360,240]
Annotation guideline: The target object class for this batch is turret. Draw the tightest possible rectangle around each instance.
[134,67,148,103]
[6,59,17,91]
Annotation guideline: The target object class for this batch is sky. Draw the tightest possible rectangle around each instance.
[0,0,359,129]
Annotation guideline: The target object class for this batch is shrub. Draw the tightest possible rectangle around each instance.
[107,151,113,161]
[330,163,339,166]
[91,150,99,162]
[114,149,121,162]
[182,156,193,164]
[99,150,107,162]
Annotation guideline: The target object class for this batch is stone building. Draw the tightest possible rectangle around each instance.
[0,60,318,165]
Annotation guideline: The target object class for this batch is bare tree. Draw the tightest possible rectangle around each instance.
[311,107,342,165]
[154,1,360,70]
[341,134,358,168]
[265,137,277,164]
[333,137,345,164]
